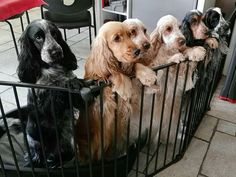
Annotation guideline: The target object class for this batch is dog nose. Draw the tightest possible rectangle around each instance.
[133,48,141,57]
[143,42,151,50]
[50,49,63,59]
[178,38,186,46]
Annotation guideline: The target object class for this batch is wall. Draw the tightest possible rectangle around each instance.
[216,0,236,18]
[197,0,216,12]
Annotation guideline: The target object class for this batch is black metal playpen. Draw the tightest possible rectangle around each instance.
[0,49,223,177]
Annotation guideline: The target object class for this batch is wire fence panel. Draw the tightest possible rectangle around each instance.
[0,49,222,177]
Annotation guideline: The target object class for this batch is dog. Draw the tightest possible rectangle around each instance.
[203,7,231,55]
[17,19,96,167]
[78,21,157,163]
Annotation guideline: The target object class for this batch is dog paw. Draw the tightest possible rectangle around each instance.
[206,38,219,49]
[138,70,157,87]
[187,46,206,61]
[168,53,185,63]
[111,74,132,101]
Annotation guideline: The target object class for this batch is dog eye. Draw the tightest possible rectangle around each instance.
[191,19,198,25]
[144,28,147,34]
[114,35,120,42]
[166,26,172,32]
[35,35,42,41]
[131,29,136,36]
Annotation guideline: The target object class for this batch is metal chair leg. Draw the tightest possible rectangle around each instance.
[63,29,67,41]
[20,16,24,32]
[26,11,30,24]
[5,20,19,56]
[89,26,92,46]
[92,1,97,36]
[41,6,44,19]
[78,28,80,34]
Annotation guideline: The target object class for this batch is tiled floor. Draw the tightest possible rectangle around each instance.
[0,7,236,177]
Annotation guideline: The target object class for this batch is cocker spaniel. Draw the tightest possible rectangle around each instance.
[78,21,156,163]
[203,7,230,54]
[17,19,95,167]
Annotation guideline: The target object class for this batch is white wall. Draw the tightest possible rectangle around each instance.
[197,0,216,12]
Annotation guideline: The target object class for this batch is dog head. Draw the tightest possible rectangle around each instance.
[151,15,186,51]
[18,19,77,83]
[203,7,230,37]
[85,21,140,79]
[181,10,209,44]
[123,19,151,57]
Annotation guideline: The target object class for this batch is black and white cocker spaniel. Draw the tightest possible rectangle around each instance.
[181,9,218,49]
[203,7,231,54]
[17,19,96,167]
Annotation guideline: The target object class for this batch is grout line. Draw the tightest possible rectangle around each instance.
[215,130,236,138]
[198,173,209,177]
[205,113,236,125]
[197,118,219,177]
[193,136,210,143]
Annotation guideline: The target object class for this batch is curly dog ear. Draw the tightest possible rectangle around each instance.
[150,26,162,51]
[17,27,42,83]
[181,19,194,47]
[84,35,117,80]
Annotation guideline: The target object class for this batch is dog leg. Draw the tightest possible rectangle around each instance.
[184,46,206,61]
[167,53,185,63]
[135,63,157,87]
[110,73,132,101]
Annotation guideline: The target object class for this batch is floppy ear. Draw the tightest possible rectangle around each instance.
[17,28,42,83]
[150,27,162,51]
[53,25,78,71]
[181,20,194,46]
[84,35,116,80]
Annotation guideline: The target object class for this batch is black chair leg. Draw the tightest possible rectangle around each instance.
[5,20,19,56]
[63,29,67,41]
[20,16,24,32]
[89,26,92,46]
[41,6,44,19]
[78,28,80,34]
[26,11,30,24]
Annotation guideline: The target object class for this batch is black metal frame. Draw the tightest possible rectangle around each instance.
[40,0,97,45]
[0,49,222,177]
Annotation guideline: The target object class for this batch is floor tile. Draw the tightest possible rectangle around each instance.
[201,132,236,177]
[0,100,17,117]
[156,138,208,177]
[195,115,218,141]
[0,73,19,94]
[0,87,28,106]
[0,29,20,44]
[0,49,18,75]
[217,120,236,136]
[207,79,236,124]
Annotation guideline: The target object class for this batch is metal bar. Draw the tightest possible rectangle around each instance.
[89,26,92,46]
[41,6,44,19]
[68,91,80,177]
[13,86,36,177]
[85,100,93,177]
[154,67,169,170]
[114,93,118,177]
[31,88,50,177]
[135,85,145,177]
[144,88,156,176]
[5,20,19,56]
[125,113,131,177]
[0,155,6,177]
[50,90,64,177]
[172,62,189,159]
[20,16,24,32]
[0,98,21,177]
[26,11,30,24]
[63,29,67,41]
[92,0,97,36]
[164,64,180,165]
[99,87,105,177]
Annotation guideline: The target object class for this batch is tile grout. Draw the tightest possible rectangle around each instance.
[197,118,219,177]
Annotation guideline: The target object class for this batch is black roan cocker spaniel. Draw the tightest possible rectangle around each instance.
[17,19,98,168]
